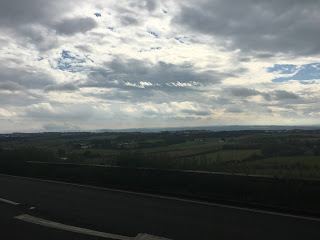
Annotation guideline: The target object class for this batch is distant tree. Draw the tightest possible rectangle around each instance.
[58,149,66,157]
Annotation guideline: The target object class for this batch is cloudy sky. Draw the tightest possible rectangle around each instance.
[1,0,320,132]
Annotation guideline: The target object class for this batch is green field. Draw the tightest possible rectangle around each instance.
[1,130,320,179]
[246,156,320,178]
[204,149,262,162]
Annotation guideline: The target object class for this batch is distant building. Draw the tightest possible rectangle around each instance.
[195,139,204,142]
[80,144,92,149]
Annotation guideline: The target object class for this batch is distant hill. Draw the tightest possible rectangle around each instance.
[94,125,320,133]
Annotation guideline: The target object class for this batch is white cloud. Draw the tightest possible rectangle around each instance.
[0,0,320,132]
[0,108,15,117]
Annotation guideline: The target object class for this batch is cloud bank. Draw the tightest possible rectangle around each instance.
[0,0,320,132]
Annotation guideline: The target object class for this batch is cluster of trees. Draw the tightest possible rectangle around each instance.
[0,147,58,162]
[0,147,59,171]
[115,151,173,168]
[86,132,186,150]
[261,139,320,157]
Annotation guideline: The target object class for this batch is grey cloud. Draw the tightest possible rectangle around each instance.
[44,83,79,92]
[238,57,251,63]
[0,91,41,107]
[0,0,70,27]
[25,103,95,122]
[143,109,158,116]
[227,87,300,102]
[146,0,158,12]
[261,92,272,101]
[85,58,224,90]
[225,106,243,113]
[0,66,54,89]
[42,123,81,132]
[255,53,275,59]
[0,0,88,51]
[0,38,8,49]
[80,58,234,106]
[181,109,211,116]
[0,81,23,91]
[17,24,59,51]
[273,90,299,100]
[54,17,97,35]
[120,16,139,26]
[228,87,261,97]
[173,0,320,56]
[75,45,92,53]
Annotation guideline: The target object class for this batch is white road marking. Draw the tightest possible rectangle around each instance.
[2,173,320,222]
[135,233,172,240]
[15,214,131,240]
[14,214,171,240]
[0,197,20,205]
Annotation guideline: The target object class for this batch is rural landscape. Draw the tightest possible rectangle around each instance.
[1,129,320,179]
[1,128,320,218]
[2,0,320,238]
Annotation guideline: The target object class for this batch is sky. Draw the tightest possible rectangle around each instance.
[1,0,320,133]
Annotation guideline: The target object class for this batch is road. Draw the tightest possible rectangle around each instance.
[0,174,319,240]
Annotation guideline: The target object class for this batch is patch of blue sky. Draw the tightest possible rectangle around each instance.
[61,50,75,60]
[86,55,94,63]
[139,47,162,52]
[175,36,194,44]
[175,37,184,43]
[37,57,43,61]
[175,37,187,44]
[267,64,298,74]
[162,9,168,14]
[269,63,320,84]
[56,50,87,72]
[147,30,159,38]
[107,27,115,32]
[94,13,101,17]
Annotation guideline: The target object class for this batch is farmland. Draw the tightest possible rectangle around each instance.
[1,129,320,179]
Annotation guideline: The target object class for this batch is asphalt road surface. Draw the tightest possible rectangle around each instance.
[0,174,319,240]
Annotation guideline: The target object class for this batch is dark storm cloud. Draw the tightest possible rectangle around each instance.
[54,17,97,36]
[173,0,320,56]
[44,83,79,92]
